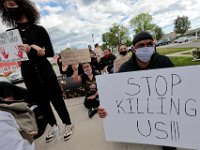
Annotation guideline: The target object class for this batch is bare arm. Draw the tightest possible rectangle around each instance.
[72,63,82,82]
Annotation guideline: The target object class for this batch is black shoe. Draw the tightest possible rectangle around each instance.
[162,146,176,150]
[88,108,97,118]
[88,109,93,118]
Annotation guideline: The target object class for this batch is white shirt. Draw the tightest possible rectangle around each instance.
[0,111,35,150]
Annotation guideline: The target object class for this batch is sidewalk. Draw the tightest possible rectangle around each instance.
[34,96,188,150]
[166,49,194,57]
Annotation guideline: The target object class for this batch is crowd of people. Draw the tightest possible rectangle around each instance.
[0,0,178,150]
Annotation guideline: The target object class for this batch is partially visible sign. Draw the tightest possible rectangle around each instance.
[96,65,200,149]
[0,29,28,62]
[61,49,91,65]
[114,56,130,72]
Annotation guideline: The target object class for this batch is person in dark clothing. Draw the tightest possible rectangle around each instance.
[0,81,48,139]
[0,0,73,143]
[72,62,100,118]
[98,31,176,150]
[119,48,174,72]
[0,81,30,101]
[98,48,116,74]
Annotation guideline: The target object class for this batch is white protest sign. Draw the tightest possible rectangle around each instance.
[96,65,200,149]
[61,49,91,65]
[0,29,28,62]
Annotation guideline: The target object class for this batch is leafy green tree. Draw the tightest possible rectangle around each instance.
[153,26,164,40]
[174,16,191,35]
[130,13,155,33]
[102,24,131,50]
[130,13,164,40]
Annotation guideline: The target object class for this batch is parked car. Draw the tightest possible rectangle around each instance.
[8,68,23,84]
[156,39,170,46]
[174,36,196,43]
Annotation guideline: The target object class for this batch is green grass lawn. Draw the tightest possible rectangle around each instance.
[156,48,194,55]
[170,56,200,66]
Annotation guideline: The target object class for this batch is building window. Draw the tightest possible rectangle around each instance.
[0,68,3,74]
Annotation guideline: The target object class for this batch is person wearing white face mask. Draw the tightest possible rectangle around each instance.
[98,31,176,150]
[72,63,100,118]
[119,31,174,72]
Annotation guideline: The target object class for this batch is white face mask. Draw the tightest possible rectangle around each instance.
[135,47,155,62]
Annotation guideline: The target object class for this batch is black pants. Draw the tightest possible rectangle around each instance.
[23,70,71,127]
[84,97,99,109]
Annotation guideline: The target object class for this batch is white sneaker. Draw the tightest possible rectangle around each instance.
[63,124,74,141]
[46,125,60,143]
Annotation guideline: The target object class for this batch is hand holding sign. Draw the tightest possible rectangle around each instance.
[72,63,79,71]
[18,44,31,53]
[97,106,107,118]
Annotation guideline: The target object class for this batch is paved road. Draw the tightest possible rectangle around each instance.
[166,49,193,57]
[34,97,189,150]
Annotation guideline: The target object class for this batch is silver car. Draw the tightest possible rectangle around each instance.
[174,36,196,43]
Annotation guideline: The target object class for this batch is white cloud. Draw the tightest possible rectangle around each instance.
[1,0,200,52]
[42,5,63,14]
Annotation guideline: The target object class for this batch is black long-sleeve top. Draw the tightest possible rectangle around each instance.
[9,24,61,102]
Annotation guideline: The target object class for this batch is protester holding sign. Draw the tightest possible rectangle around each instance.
[98,31,176,150]
[0,0,73,143]
[72,62,100,118]
[57,53,84,76]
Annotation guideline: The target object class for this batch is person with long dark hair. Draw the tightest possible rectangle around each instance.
[0,0,73,143]
[72,62,100,118]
